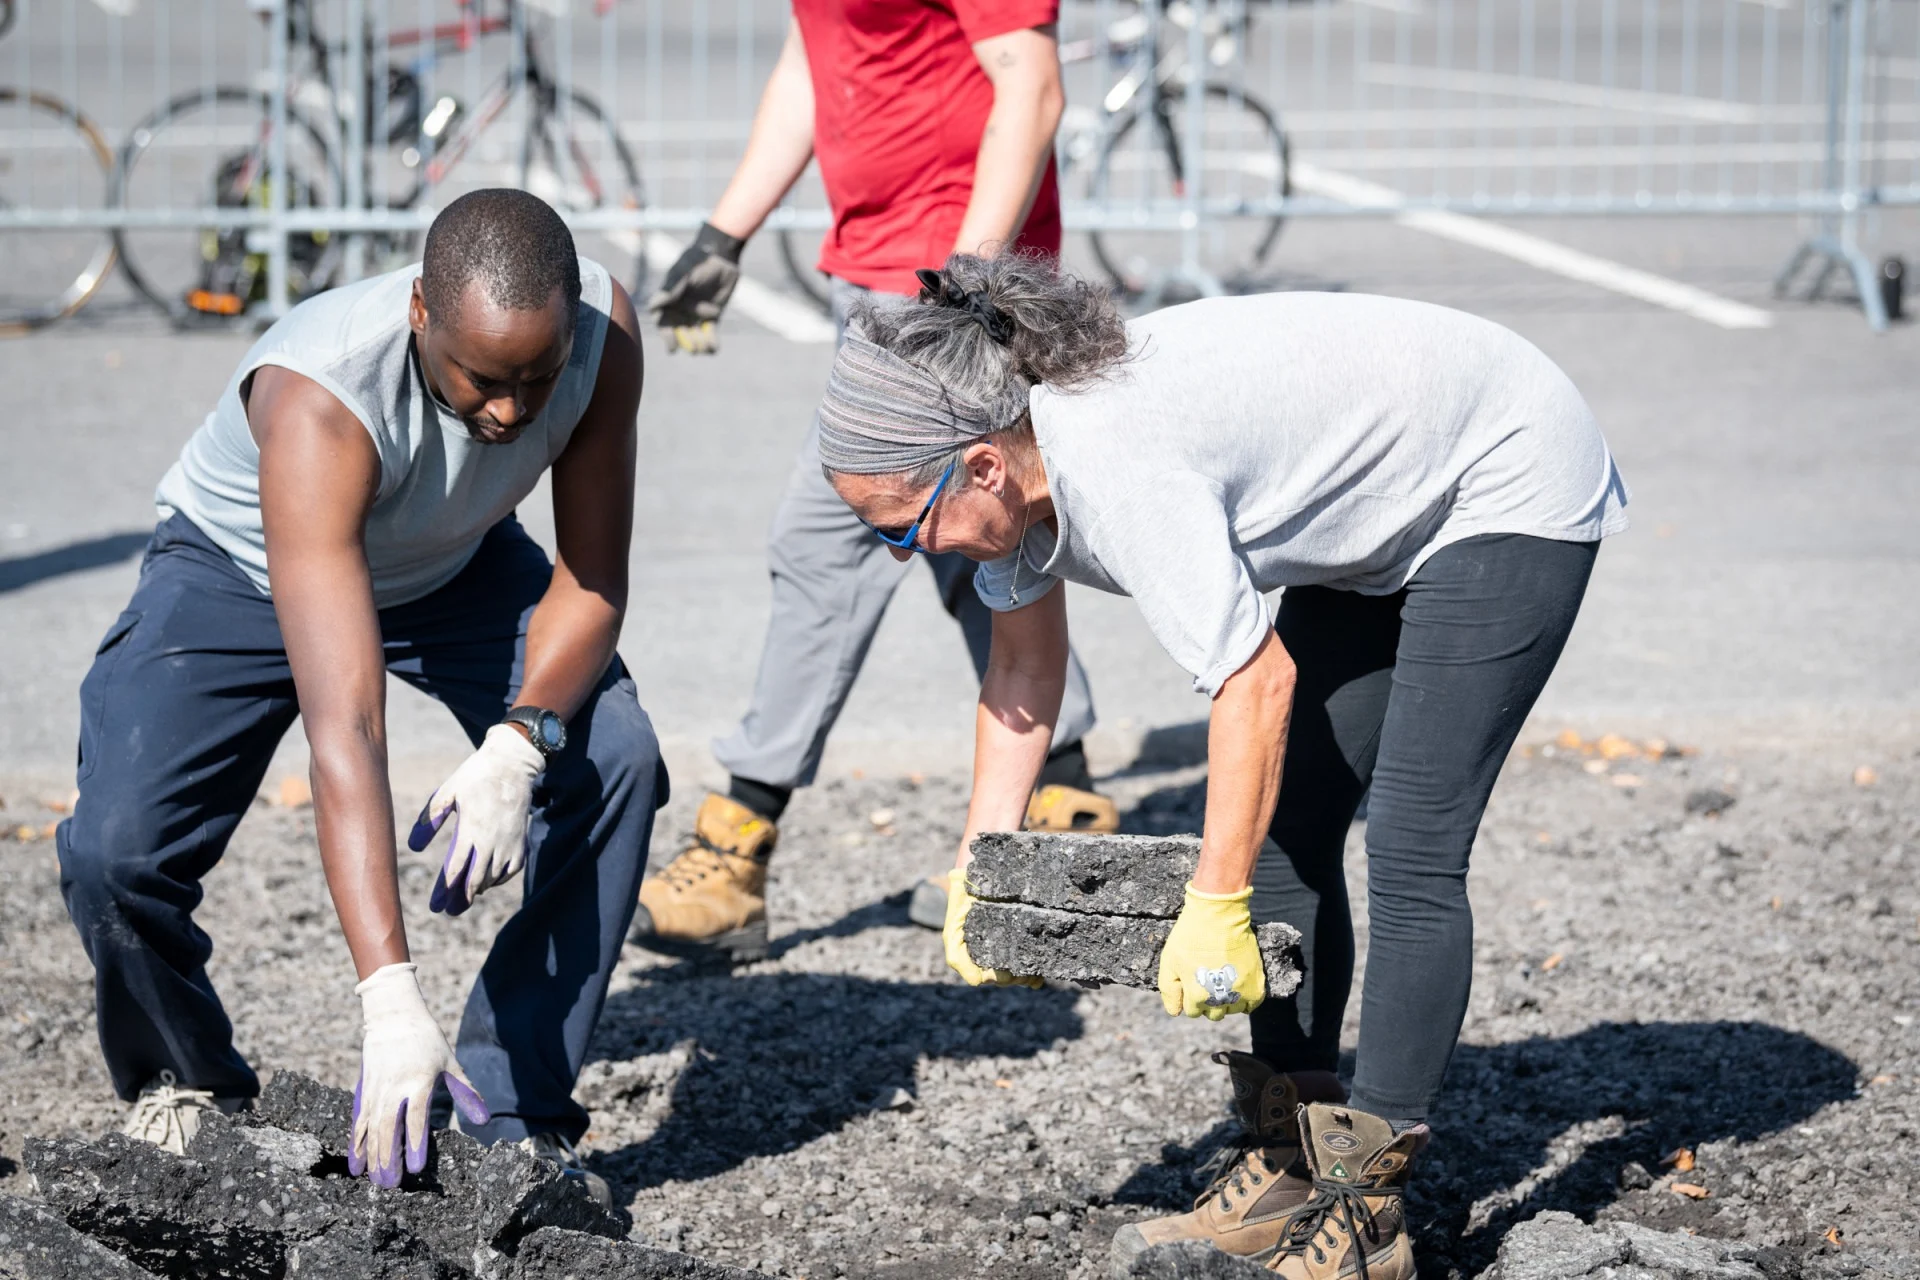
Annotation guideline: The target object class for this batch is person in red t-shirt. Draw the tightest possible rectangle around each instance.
[638,1,1114,962]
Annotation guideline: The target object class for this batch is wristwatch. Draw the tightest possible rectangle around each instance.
[501,706,567,764]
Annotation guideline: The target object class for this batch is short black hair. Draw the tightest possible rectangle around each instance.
[420,188,580,327]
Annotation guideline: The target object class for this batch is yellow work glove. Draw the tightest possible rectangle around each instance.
[943,871,1043,989]
[1157,883,1267,1020]
[667,320,720,354]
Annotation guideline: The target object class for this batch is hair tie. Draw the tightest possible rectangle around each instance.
[914,267,1015,345]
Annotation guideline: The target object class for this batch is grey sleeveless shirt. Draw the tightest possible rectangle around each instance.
[155,258,613,607]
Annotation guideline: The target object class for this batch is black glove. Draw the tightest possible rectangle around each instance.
[646,221,746,355]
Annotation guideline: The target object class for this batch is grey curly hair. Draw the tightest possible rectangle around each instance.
[836,251,1131,486]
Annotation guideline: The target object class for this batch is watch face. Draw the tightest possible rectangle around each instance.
[538,713,565,751]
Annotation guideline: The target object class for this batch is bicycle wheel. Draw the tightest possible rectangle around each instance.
[776,227,833,315]
[113,87,342,326]
[0,89,118,335]
[1085,82,1290,300]
[519,87,649,300]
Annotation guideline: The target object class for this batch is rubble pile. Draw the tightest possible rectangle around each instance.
[962,832,1302,995]
[0,1072,765,1280]
[1479,1211,1778,1280]
[1120,1213,1790,1280]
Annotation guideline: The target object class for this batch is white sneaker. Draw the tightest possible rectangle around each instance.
[120,1070,245,1156]
[520,1132,612,1210]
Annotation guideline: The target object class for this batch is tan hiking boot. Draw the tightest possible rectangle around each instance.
[630,793,775,961]
[1107,1053,1324,1277]
[121,1071,246,1156]
[1026,783,1120,833]
[1265,1102,1428,1280]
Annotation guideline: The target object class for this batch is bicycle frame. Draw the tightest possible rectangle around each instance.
[331,0,583,212]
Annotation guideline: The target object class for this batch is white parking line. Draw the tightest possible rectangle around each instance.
[609,230,838,345]
[1291,163,1773,330]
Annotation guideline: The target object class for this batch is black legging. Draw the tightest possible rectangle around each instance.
[1248,532,1598,1124]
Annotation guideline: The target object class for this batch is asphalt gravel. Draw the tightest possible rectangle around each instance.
[0,729,1914,1280]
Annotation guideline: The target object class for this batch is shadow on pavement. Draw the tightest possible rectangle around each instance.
[1116,1019,1857,1275]
[0,531,149,594]
[764,891,914,961]
[590,970,1084,1193]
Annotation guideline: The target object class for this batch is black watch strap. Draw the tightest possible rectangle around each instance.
[502,706,566,763]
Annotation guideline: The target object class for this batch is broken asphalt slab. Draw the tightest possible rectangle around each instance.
[16,1070,770,1279]
[0,1193,161,1280]
[1480,1211,1774,1280]
[965,900,1302,996]
[963,832,1302,995]
[966,832,1205,917]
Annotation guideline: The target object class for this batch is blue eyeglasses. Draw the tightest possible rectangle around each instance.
[867,461,955,553]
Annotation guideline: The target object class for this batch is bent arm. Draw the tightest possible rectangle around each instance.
[957,584,1069,870]
[517,282,644,720]
[955,25,1065,256]
[708,20,817,241]
[252,365,404,981]
[1192,631,1298,894]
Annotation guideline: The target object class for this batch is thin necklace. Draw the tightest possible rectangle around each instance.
[1009,490,1035,607]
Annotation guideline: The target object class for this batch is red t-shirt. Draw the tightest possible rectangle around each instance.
[792,0,1063,294]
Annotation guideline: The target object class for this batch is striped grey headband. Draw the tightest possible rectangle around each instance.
[817,335,1022,476]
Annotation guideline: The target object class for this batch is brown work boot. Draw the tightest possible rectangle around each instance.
[1264,1103,1427,1280]
[1107,1053,1335,1277]
[1026,783,1120,833]
[630,793,775,961]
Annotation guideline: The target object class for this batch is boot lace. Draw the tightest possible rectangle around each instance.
[1272,1179,1401,1277]
[660,841,731,890]
[1192,1136,1283,1210]
[122,1070,217,1154]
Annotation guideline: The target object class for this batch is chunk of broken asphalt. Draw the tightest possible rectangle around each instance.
[1480,1210,1767,1280]
[966,831,1204,917]
[22,1070,629,1279]
[1126,1240,1276,1278]
[964,902,1301,995]
[0,1192,161,1280]
[962,832,1304,992]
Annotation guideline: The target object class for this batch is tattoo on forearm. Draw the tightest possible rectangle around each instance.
[995,49,1017,68]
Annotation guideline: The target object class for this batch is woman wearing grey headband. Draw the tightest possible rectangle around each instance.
[824,252,1629,1279]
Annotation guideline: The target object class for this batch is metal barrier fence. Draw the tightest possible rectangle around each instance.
[0,0,1914,331]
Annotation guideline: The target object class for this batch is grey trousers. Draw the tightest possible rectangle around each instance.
[711,279,1097,791]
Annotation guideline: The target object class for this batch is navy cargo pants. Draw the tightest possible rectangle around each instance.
[56,512,666,1144]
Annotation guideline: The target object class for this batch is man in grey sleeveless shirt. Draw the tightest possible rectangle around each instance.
[56,190,659,1203]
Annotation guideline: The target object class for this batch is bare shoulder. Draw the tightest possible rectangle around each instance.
[245,364,370,453]
[246,364,381,520]
[605,275,640,338]
[601,278,642,368]
[587,277,644,411]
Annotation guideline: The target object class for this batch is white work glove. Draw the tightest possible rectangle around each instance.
[408,724,545,916]
[349,962,489,1187]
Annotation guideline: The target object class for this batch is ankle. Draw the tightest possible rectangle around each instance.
[1036,740,1093,792]
[1286,1070,1348,1106]
[727,776,792,822]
